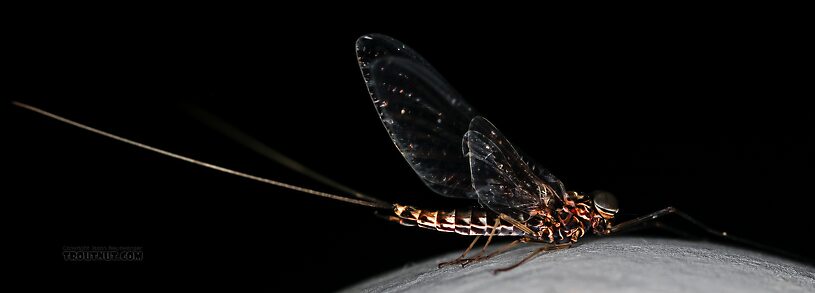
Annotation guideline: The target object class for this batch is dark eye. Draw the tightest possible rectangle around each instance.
[592,190,619,214]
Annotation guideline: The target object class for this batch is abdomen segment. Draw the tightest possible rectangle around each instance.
[392,204,525,236]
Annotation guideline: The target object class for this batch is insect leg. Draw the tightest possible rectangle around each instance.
[608,207,725,236]
[454,213,539,267]
[472,217,502,257]
[606,206,800,259]
[438,235,481,268]
[439,217,503,267]
[492,243,571,274]
[614,219,701,240]
[460,238,525,267]
[498,213,534,235]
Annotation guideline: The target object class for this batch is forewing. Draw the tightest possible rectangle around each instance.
[356,34,434,84]
[356,34,478,198]
[464,117,561,220]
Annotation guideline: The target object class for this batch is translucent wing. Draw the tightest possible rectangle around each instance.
[356,34,478,198]
[356,34,435,85]
[464,117,562,220]
[518,151,568,199]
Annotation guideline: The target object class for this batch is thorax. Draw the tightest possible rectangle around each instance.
[525,202,597,244]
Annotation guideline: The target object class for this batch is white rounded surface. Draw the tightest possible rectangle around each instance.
[341,237,814,293]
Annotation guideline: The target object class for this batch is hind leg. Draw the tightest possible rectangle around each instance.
[459,238,525,267]
[493,243,572,274]
[438,235,482,268]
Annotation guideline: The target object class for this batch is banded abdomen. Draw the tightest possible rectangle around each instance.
[392,204,525,236]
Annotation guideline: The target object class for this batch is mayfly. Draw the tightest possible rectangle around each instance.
[14,34,742,273]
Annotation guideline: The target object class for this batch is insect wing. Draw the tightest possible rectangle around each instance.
[357,34,478,198]
[518,151,567,200]
[464,116,560,220]
[356,34,435,86]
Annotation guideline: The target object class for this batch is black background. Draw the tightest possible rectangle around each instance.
[7,14,813,291]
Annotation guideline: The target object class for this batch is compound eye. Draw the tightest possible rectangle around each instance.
[592,190,619,218]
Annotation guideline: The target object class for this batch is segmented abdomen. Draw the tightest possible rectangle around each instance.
[392,204,525,236]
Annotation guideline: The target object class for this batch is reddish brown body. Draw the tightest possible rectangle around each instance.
[392,192,612,244]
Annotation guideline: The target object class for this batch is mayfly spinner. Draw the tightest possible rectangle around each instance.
[14,34,738,273]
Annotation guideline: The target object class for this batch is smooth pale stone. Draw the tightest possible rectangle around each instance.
[341,237,814,293]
